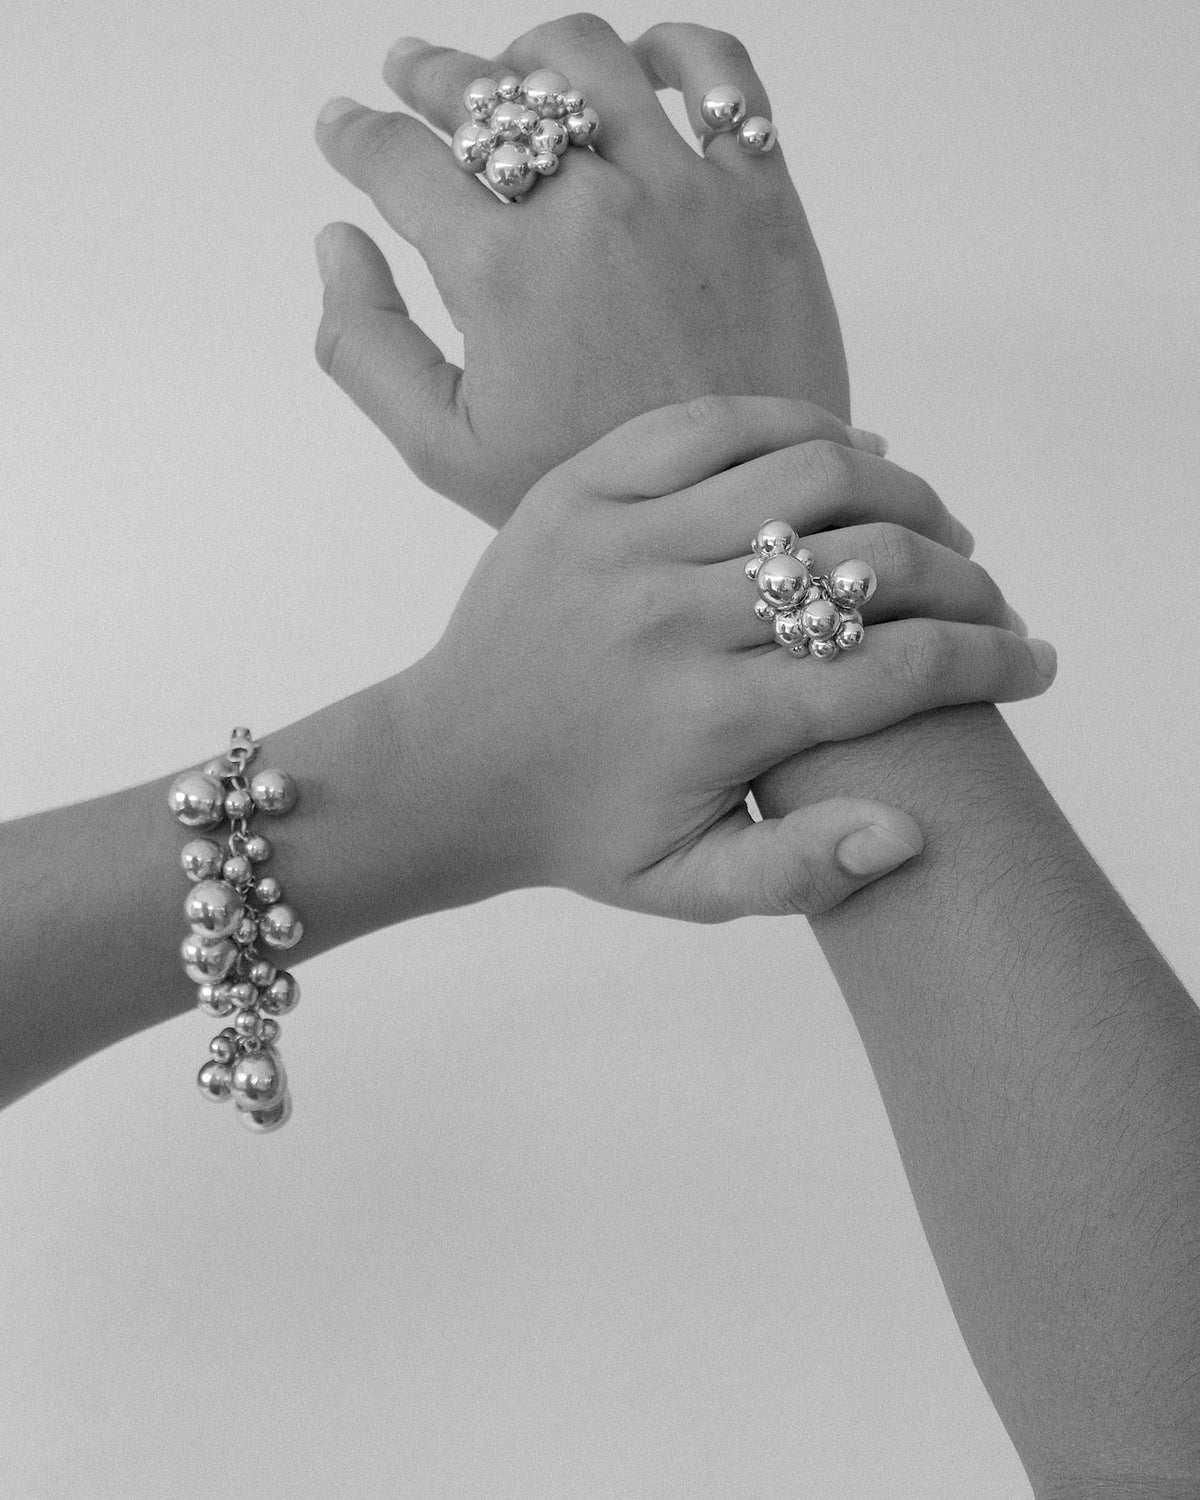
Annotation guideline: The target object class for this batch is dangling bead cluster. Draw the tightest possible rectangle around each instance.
[746,520,877,660]
[452,69,600,200]
[168,728,302,1132]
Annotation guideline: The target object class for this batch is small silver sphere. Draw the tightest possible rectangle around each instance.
[451,120,495,171]
[254,874,283,907]
[260,903,304,950]
[167,771,226,829]
[827,559,878,608]
[243,834,272,864]
[836,619,866,651]
[496,74,521,101]
[237,1092,292,1133]
[532,151,559,176]
[794,548,816,569]
[247,958,277,989]
[233,1008,262,1039]
[789,637,811,658]
[209,1031,238,1064]
[258,1017,281,1045]
[753,599,776,622]
[565,106,600,147]
[223,787,253,820]
[737,115,778,154]
[800,597,842,640]
[485,143,537,199]
[261,971,299,1016]
[756,554,812,609]
[222,854,254,889]
[181,934,238,984]
[202,757,231,781]
[490,99,531,141]
[521,68,570,115]
[700,84,747,133]
[530,117,571,157]
[810,638,840,660]
[197,1060,233,1102]
[181,839,224,883]
[248,768,298,816]
[227,980,256,1009]
[463,77,499,119]
[561,88,586,115]
[755,519,799,558]
[185,879,244,940]
[198,982,235,1019]
[774,613,806,647]
[230,1047,286,1108]
[745,557,762,582]
[234,914,259,946]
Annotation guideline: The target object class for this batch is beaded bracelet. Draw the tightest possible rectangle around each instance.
[167,728,303,1133]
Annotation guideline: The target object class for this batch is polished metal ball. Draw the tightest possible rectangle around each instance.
[234,914,259,946]
[181,934,238,984]
[794,548,816,569]
[230,1047,286,1108]
[826,559,878,608]
[809,638,840,660]
[700,84,747,133]
[197,982,235,1018]
[521,68,570,115]
[233,1008,262,1039]
[223,787,253,820]
[561,88,586,115]
[745,556,762,582]
[261,971,299,1016]
[531,117,571,156]
[247,958,276,989]
[756,554,812,609]
[789,637,811,657]
[167,771,226,829]
[209,1031,238,1063]
[253,875,283,907]
[464,77,499,119]
[260,904,304,950]
[237,1092,292,1133]
[496,74,521,101]
[222,854,254,889]
[248,768,298,816]
[755,519,798,558]
[197,1060,233,1102]
[185,879,243,940]
[258,1017,281,1045]
[227,980,256,1009]
[773,612,806,647]
[836,618,866,651]
[202,757,231,781]
[451,120,493,170]
[490,100,531,141]
[181,839,224,883]
[565,106,600,147]
[752,599,776,622]
[737,115,778,154]
[532,151,559,176]
[243,834,272,864]
[800,597,842,640]
[485,143,537,199]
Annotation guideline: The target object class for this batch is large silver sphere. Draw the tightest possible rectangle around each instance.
[197,1060,233,1102]
[249,768,298,816]
[530,117,570,157]
[167,771,226,829]
[463,77,499,119]
[261,971,299,1016]
[773,612,806,648]
[237,1092,292,1133]
[181,934,238,984]
[755,520,798,558]
[800,597,842,640]
[230,1047,286,1109]
[243,834,272,864]
[198,982,235,1019]
[700,84,747,133]
[260,903,304,950]
[485,143,537,199]
[565,106,600,147]
[521,68,570,115]
[185,879,243,940]
[827,559,878,608]
[737,116,778,154]
[181,839,224,883]
[756,554,811,609]
[452,121,495,171]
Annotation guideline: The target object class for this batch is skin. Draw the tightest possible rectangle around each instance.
[312,15,1200,1494]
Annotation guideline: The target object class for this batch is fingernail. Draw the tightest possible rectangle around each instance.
[1005,605,1029,638]
[317,96,361,127]
[1028,638,1057,680]
[836,825,921,878]
[846,426,888,457]
[387,36,428,66]
[314,227,337,284]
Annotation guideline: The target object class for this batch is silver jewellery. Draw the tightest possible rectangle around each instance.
[699,85,777,154]
[168,728,302,1133]
[746,521,877,660]
[452,69,601,200]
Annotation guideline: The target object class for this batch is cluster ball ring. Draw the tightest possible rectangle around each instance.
[745,520,876,660]
[699,84,778,155]
[453,69,601,200]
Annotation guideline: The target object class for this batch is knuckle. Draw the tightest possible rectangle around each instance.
[681,392,742,445]
[899,619,954,693]
[535,12,617,49]
[868,521,921,584]
[798,437,856,507]
[704,28,755,70]
[966,558,1008,624]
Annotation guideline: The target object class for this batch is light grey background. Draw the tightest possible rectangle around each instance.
[2,2,1197,1496]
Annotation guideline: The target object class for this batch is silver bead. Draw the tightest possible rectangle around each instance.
[247,958,276,989]
[737,115,777,154]
[490,100,532,141]
[249,768,298,816]
[700,84,747,133]
[167,771,226,829]
[530,117,570,157]
[261,971,299,1016]
[755,519,798,558]
[258,1017,281,1045]
[181,934,238,984]
[227,980,256,1009]
[485,142,537,200]
[753,599,776,622]
[209,1031,238,1063]
[800,597,842,640]
[180,838,224,883]
[532,152,559,176]
[198,982,235,1018]
[561,88,586,115]
[773,612,806,648]
[253,875,282,906]
[222,854,254,889]
[230,1046,286,1109]
[202,757,231,781]
[810,638,840,660]
[185,879,244,940]
[223,787,253,820]
[463,76,499,119]
[756,554,811,609]
[794,548,816,569]
[827,559,877,609]
[745,557,762,582]
[451,120,495,171]
[789,637,811,657]
[234,914,259,946]
[233,1008,262,1039]
[836,618,866,650]
[237,1091,292,1133]
[243,834,272,864]
[260,903,303,950]
[496,74,521,102]
[565,106,600,147]
[520,68,570,115]
[197,1060,233,1102]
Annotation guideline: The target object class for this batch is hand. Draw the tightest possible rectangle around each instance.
[408,396,1054,921]
[314,17,854,526]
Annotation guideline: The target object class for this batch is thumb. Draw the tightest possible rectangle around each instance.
[313,221,475,506]
[640,799,924,922]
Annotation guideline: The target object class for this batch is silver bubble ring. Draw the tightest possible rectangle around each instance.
[453,69,601,201]
[699,84,778,155]
[745,520,876,660]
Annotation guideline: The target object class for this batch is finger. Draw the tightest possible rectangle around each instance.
[631,22,784,171]
[632,797,923,922]
[705,528,1027,651]
[646,439,975,561]
[496,13,680,166]
[314,97,489,259]
[314,222,480,508]
[383,36,497,137]
[559,394,871,500]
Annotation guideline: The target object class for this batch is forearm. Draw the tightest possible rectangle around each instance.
[755,707,1200,1491]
